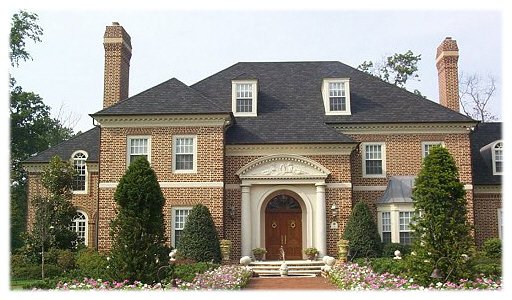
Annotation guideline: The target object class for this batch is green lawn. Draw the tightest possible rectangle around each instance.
[11,279,45,290]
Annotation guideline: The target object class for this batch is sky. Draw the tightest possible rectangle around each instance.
[2,1,511,299]
[6,5,506,133]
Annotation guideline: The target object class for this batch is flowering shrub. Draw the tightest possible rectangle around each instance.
[328,262,501,291]
[54,265,252,291]
[175,265,252,290]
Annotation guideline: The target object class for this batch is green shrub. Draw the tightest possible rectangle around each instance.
[11,264,62,280]
[382,243,411,257]
[177,204,222,263]
[172,262,220,282]
[354,257,409,276]
[75,249,110,280]
[482,238,501,259]
[342,202,382,258]
[57,249,75,271]
[19,278,62,290]
[469,253,501,277]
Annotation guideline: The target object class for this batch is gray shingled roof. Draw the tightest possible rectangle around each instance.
[24,127,100,163]
[470,122,502,185]
[92,78,228,116]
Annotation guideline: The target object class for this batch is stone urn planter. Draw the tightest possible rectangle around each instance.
[220,240,232,261]
[337,239,349,262]
[304,247,319,261]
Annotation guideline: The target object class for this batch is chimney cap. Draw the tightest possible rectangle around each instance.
[445,37,452,40]
[112,22,120,25]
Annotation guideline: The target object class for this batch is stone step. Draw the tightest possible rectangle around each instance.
[247,260,325,277]
[250,265,323,270]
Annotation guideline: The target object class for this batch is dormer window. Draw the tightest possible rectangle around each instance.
[322,78,351,115]
[232,80,257,117]
[492,141,503,175]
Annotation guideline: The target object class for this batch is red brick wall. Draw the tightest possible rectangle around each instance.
[103,24,131,108]
[473,191,502,247]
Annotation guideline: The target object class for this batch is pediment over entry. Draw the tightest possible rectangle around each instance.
[236,154,331,180]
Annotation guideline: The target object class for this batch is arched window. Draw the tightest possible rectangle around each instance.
[493,141,503,175]
[70,210,88,246]
[72,151,88,193]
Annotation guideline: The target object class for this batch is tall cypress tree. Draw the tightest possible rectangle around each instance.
[109,157,168,283]
[409,146,473,284]
[177,204,221,263]
[342,201,382,258]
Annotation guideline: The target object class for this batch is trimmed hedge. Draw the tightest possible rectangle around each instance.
[354,257,409,276]
[172,262,220,282]
[382,243,411,258]
[482,238,501,259]
[75,249,110,280]
[11,264,63,280]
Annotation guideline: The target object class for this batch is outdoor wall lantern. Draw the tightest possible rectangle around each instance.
[227,206,235,220]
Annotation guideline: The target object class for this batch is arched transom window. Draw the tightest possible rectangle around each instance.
[72,151,88,192]
[70,210,88,246]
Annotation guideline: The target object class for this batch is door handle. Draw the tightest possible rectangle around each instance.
[284,235,287,245]
[281,235,283,245]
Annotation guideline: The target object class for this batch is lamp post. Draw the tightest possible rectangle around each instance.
[430,256,454,282]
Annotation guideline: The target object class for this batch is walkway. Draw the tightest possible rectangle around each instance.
[244,276,338,290]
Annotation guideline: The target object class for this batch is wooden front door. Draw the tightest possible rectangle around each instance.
[265,194,302,260]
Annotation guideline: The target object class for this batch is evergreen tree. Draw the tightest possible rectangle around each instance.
[177,204,221,263]
[342,202,382,258]
[109,157,168,283]
[408,146,474,285]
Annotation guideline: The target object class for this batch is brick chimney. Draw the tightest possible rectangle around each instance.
[436,37,460,112]
[103,22,132,108]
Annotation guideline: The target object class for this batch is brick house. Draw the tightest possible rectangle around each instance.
[23,22,502,259]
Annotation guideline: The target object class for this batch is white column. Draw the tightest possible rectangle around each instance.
[241,184,252,257]
[315,183,327,257]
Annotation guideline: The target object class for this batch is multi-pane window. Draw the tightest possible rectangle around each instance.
[364,143,384,176]
[381,212,392,243]
[174,137,195,171]
[498,208,503,240]
[328,82,346,111]
[72,152,87,192]
[70,211,88,246]
[493,142,503,175]
[422,142,443,158]
[173,208,191,247]
[399,211,414,245]
[128,137,149,165]
[236,83,253,113]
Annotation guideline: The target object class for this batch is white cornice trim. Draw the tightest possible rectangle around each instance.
[99,181,224,189]
[226,143,356,156]
[352,185,387,191]
[474,185,502,194]
[92,114,231,128]
[332,122,477,135]
[326,183,352,189]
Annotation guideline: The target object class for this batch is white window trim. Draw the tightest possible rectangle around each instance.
[71,210,89,246]
[492,140,503,175]
[361,142,386,178]
[321,78,351,115]
[421,141,445,158]
[171,206,193,247]
[232,79,258,117]
[71,150,88,195]
[498,208,503,240]
[172,135,198,174]
[126,135,152,167]
[377,204,414,244]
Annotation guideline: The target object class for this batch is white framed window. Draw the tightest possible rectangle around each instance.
[362,142,386,177]
[399,211,414,245]
[498,208,503,240]
[381,211,392,243]
[71,151,88,194]
[172,207,192,247]
[232,80,258,117]
[322,78,351,115]
[421,141,444,158]
[127,136,151,166]
[173,135,197,173]
[70,210,88,246]
[492,141,503,175]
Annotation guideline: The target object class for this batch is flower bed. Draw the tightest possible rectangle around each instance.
[328,262,501,291]
[54,265,252,291]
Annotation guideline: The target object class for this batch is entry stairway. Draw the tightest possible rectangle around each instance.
[248,260,325,277]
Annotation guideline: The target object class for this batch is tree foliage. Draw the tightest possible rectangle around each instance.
[9,10,74,251]
[177,204,222,263]
[357,50,422,89]
[342,202,382,259]
[109,157,168,283]
[459,72,498,122]
[24,156,78,255]
[408,146,474,285]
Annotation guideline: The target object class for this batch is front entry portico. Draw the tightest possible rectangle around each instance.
[236,154,331,259]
